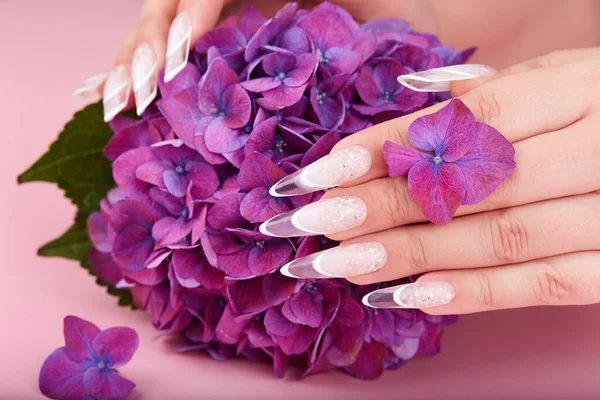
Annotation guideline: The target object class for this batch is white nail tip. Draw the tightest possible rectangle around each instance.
[164,12,192,83]
[270,146,372,197]
[397,64,498,92]
[132,43,158,115]
[362,282,456,309]
[73,72,108,101]
[103,66,131,122]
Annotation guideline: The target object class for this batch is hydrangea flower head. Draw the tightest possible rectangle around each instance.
[39,316,138,400]
[87,2,475,380]
[383,99,516,224]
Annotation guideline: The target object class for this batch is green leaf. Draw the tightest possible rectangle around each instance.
[19,101,133,308]
[18,101,115,212]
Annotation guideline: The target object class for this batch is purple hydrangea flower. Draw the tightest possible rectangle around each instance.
[39,316,138,400]
[383,99,516,224]
[87,1,474,381]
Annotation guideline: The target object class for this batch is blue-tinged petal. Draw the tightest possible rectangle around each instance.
[63,316,101,362]
[83,368,136,400]
[92,327,139,368]
[39,347,89,400]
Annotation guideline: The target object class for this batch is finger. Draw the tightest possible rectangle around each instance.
[103,0,179,121]
[164,0,225,82]
[319,114,600,240]
[279,193,600,280]
[451,47,600,95]
[362,251,600,313]
[331,54,598,187]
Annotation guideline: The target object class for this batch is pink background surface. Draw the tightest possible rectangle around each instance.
[1,1,599,399]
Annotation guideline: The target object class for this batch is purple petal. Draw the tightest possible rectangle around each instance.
[246,322,275,348]
[277,325,316,355]
[457,122,516,205]
[82,368,136,400]
[105,118,164,161]
[125,264,168,285]
[113,225,155,271]
[283,289,324,328]
[238,152,286,190]
[383,140,430,177]
[216,247,252,278]
[298,10,352,51]
[240,77,282,93]
[113,148,155,200]
[260,84,308,110]
[39,347,88,400]
[300,131,341,167]
[236,4,267,39]
[135,160,170,189]
[240,187,290,223]
[195,27,246,55]
[262,52,297,76]
[172,248,206,288]
[408,99,476,161]
[244,116,278,156]
[221,84,252,128]
[92,327,139,368]
[163,169,188,197]
[344,341,386,380]
[322,48,362,75]
[194,130,228,164]
[153,216,192,246]
[87,212,111,253]
[198,59,239,115]
[186,161,219,199]
[157,86,202,148]
[244,3,297,62]
[89,248,123,286]
[408,161,466,225]
[310,88,345,130]
[262,273,298,306]
[392,44,443,71]
[207,193,249,230]
[204,118,248,153]
[207,232,247,255]
[227,277,269,315]
[63,316,101,362]
[110,199,163,231]
[248,240,293,276]
[277,27,311,54]
[264,306,299,336]
[216,304,248,344]
[158,62,201,100]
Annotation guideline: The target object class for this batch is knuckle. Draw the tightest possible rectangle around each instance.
[532,260,573,305]
[379,178,411,226]
[403,231,429,273]
[475,272,496,309]
[475,89,501,127]
[488,210,529,264]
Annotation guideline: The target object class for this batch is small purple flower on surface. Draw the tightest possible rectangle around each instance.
[383,99,516,225]
[39,316,138,400]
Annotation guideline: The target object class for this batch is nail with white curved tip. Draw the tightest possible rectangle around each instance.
[164,12,192,83]
[397,64,498,93]
[269,146,372,197]
[132,43,158,115]
[103,66,131,122]
[73,72,108,102]
[362,281,456,309]
[259,196,367,238]
[281,242,387,279]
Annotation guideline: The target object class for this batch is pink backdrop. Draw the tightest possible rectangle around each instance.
[1,1,599,399]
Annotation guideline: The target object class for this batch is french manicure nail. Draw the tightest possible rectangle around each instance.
[103,66,131,122]
[362,281,456,309]
[132,43,158,115]
[164,12,192,83]
[397,64,497,92]
[259,196,367,237]
[73,72,108,102]
[281,242,387,279]
[269,146,372,197]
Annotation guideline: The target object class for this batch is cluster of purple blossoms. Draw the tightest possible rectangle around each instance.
[88,2,470,379]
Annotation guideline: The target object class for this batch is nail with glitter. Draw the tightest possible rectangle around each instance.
[164,11,192,83]
[270,146,372,197]
[281,242,387,279]
[132,43,158,115]
[73,72,108,102]
[259,196,367,237]
[362,282,456,309]
[103,66,131,122]
[397,64,497,92]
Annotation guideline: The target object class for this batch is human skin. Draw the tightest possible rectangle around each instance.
[80,1,600,314]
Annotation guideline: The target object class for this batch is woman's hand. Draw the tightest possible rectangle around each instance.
[263,48,600,314]
[74,0,600,122]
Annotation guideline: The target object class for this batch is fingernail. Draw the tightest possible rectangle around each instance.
[281,242,387,279]
[397,64,497,92]
[73,72,108,102]
[259,196,367,237]
[132,43,158,115]
[270,146,372,197]
[103,65,131,122]
[164,11,192,83]
[363,282,456,309]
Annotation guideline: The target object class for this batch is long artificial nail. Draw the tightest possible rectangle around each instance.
[132,43,158,115]
[270,146,372,197]
[260,196,367,237]
[281,242,387,279]
[103,66,131,122]
[397,64,497,92]
[73,72,108,102]
[363,282,456,309]
[164,12,192,83]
